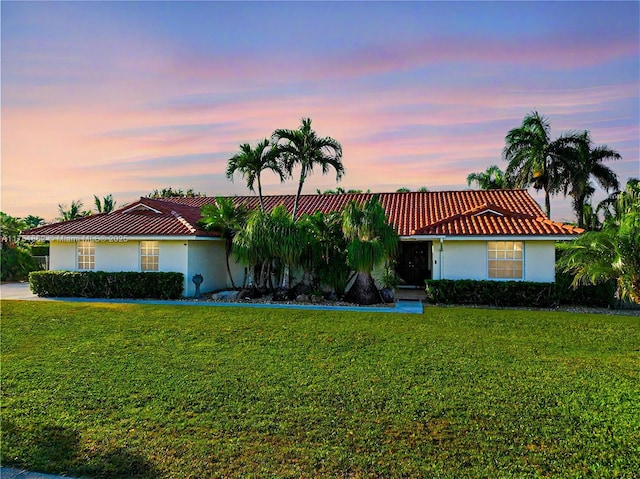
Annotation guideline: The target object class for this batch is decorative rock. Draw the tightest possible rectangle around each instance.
[212,290,239,301]
[310,294,323,303]
[380,287,395,303]
[296,294,310,302]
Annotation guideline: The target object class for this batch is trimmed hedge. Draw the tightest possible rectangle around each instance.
[425,273,615,308]
[29,271,184,300]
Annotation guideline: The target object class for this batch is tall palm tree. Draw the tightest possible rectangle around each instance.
[272,118,344,221]
[226,139,284,211]
[503,111,567,217]
[554,131,620,229]
[466,165,512,190]
[199,197,248,289]
[342,196,399,305]
[94,194,117,214]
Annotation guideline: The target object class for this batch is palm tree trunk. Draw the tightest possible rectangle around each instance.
[257,177,265,212]
[292,170,306,222]
[544,190,551,218]
[575,194,586,229]
[225,242,236,289]
[346,271,380,305]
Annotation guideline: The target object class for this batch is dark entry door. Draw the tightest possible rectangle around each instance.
[397,242,432,287]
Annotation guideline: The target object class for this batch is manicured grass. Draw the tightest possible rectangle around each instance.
[1,300,639,478]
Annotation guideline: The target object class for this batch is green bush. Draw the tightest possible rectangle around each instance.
[30,244,50,257]
[1,244,40,281]
[29,271,184,300]
[425,273,615,308]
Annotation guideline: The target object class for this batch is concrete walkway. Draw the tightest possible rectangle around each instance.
[0,282,423,313]
[0,467,78,479]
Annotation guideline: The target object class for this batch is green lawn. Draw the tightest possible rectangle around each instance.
[1,300,639,478]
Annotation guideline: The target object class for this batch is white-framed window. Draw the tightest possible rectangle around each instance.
[77,241,95,270]
[488,241,523,279]
[140,241,159,272]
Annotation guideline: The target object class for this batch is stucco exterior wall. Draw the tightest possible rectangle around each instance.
[523,241,556,282]
[49,241,77,270]
[186,240,227,296]
[95,242,139,271]
[433,239,556,283]
[441,241,487,280]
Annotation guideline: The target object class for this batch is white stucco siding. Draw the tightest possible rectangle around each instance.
[49,241,77,270]
[523,241,556,282]
[158,241,189,293]
[227,253,245,289]
[436,239,557,282]
[441,241,487,280]
[186,240,227,296]
[94,242,139,272]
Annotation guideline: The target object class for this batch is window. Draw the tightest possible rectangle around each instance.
[488,241,523,279]
[77,241,95,270]
[140,241,159,271]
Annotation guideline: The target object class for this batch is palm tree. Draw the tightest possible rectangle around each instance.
[466,165,512,190]
[226,139,284,211]
[272,118,344,221]
[559,178,640,304]
[200,197,248,289]
[503,111,568,217]
[94,194,117,214]
[299,211,351,297]
[554,131,620,229]
[57,200,90,221]
[342,196,399,305]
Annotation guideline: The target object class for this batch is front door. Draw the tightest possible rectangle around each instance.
[397,241,432,287]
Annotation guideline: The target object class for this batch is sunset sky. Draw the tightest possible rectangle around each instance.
[2,1,638,223]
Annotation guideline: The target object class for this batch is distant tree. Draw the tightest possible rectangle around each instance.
[342,196,399,305]
[22,215,45,229]
[199,198,248,289]
[1,212,27,243]
[466,165,512,190]
[57,200,90,222]
[94,194,117,214]
[0,212,39,280]
[272,118,344,221]
[417,186,429,192]
[396,187,411,193]
[226,139,285,211]
[147,188,205,199]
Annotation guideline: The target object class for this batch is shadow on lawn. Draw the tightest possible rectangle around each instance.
[1,421,159,478]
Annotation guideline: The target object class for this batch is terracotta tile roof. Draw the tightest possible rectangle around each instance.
[23,190,582,238]
[21,197,220,238]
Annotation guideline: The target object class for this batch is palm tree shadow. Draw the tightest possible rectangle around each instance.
[2,421,159,478]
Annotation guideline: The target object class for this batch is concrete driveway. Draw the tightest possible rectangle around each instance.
[0,282,43,300]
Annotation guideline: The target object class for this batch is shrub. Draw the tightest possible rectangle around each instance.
[1,244,40,281]
[29,271,184,300]
[30,244,50,257]
[425,274,615,308]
